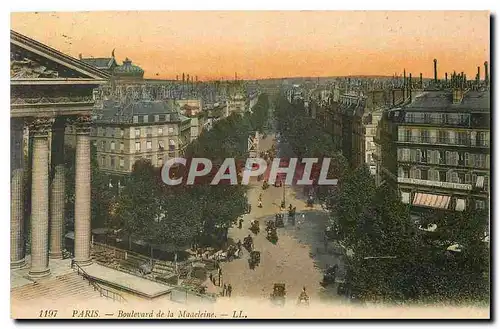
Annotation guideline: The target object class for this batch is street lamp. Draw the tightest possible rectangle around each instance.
[281,181,286,209]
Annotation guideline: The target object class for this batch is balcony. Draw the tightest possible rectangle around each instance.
[397,177,472,191]
[397,137,489,148]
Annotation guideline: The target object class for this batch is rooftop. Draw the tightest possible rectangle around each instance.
[95,100,188,124]
[404,90,490,112]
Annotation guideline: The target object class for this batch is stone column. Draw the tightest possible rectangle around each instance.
[73,115,92,266]
[28,118,54,278]
[49,118,66,259]
[11,119,26,269]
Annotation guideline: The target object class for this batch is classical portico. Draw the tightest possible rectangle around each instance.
[10,30,109,277]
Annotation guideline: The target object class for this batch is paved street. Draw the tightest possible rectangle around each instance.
[218,132,346,305]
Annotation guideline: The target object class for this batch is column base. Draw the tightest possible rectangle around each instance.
[10,258,26,269]
[73,258,92,267]
[28,268,51,279]
[49,251,63,260]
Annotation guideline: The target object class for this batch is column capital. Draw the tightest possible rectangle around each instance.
[29,117,54,137]
[73,115,93,134]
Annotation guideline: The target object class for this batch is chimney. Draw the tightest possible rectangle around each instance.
[392,89,395,106]
[409,74,413,103]
[484,61,489,85]
[433,59,438,83]
[419,73,423,88]
[445,72,448,85]
[78,53,82,60]
[403,69,406,99]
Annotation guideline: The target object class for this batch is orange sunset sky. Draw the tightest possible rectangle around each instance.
[11,11,490,81]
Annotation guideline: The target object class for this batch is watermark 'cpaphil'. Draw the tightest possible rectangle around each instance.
[161,157,338,186]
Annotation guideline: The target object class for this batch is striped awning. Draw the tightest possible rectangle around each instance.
[413,193,451,209]
[476,176,485,188]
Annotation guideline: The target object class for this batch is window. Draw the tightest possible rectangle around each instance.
[144,115,149,123]
[477,131,489,146]
[411,129,419,143]
[100,156,105,167]
[101,140,106,151]
[154,115,160,122]
[135,141,141,152]
[410,167,421,179]
[119,157,124,169]
[120,142,124,152]
[110,141,115,151]
[446,151,458,166]
[465,152,471,167]
[110,156,115,168]
[147,141,152,150]
[430,113,441,124]
[465,173,472,184]
[476,154,486,168]
[421,130,430,143]
[158,140,165,150]
[475,200,485,210]
[484,176,489,192]
[120,129,124,138]
[147,127,152,136]
[169,139,176,151]
[414,112,425,123]
[398,128,405,142]
[457,132,468,145]
[158,157,163,167]
[438,130,447,144]
[428,169,440,182]
[427,150,438,164]
[168,127,174,134]
[133,116,138,124]
[135,128,140,138]
[398,167,404,178]
[158,127,163,136]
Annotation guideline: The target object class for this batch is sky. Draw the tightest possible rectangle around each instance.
[11,11,490,81]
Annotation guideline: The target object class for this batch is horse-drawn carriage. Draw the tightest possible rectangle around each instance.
[250,220,260,234]
[266,221,278,243]
[248,250,261,269]
[275,213,284,228]
[270,283,286,306]
[243,235,254,252]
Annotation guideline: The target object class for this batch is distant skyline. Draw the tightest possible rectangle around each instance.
[11,11,490,81]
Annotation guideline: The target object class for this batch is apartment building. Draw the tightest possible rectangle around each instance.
[376,81,490,218]
[91,100,191,177]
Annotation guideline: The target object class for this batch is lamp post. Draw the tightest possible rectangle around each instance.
[281,180,286,209]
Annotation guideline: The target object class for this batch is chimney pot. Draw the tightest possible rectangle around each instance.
[433,59,438,82]
[484,61,489,85]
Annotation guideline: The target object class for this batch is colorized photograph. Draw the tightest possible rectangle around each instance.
[10,11,490,319]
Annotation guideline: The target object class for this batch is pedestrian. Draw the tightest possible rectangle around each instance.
[227,284,232,297]
[223,284,227,296]
[238,218,243,229]
[209,273,213,284]
[258,200,262,208]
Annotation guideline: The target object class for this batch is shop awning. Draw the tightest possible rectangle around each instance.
[455,199,466,212]
[413,193,450,209]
